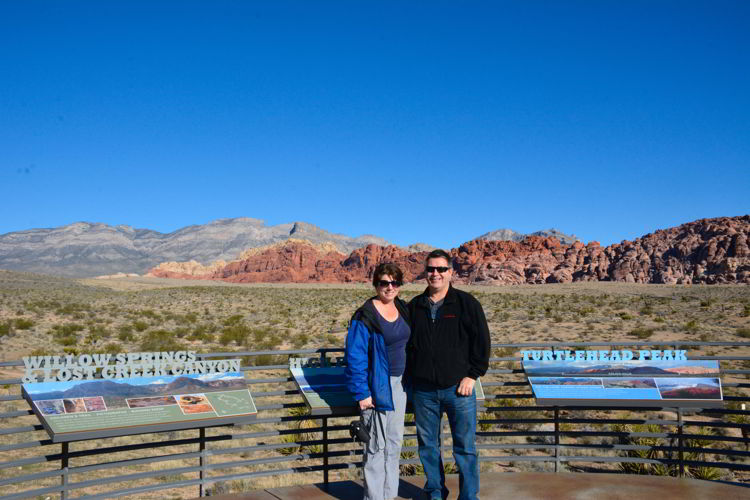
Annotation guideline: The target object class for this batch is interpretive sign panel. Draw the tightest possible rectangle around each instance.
[522,349,723,408]
[290,356,356,415]
[22,351,257,442]
[289,356,486,415]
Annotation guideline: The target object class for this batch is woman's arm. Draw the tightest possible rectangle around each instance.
[344,319,372,404]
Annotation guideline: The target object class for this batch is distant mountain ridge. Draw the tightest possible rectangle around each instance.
[0,218,579,278]
[148,215,750,285]
[477,228,579,245]
[0,218,390,278]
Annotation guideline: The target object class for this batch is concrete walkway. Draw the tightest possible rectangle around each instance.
[203,472,749,500]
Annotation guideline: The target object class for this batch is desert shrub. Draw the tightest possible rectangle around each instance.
[14,318,34,330]
[0,322,10,336]
[57,303,88,315]
[223,314,244,326]
[629,326,655,339]
[138,309,160,320]
[611,423,671,475]
[132,320,149,332]
[741,304,750,318]
[292,333,310,348]
[139,329,186,352]
[253,354,286,366]
[88,324,110,340]
[189,324,215,342]
[173,327,190,338]
[98,343,122,354]
[52,323,84,334]
[683,320,699,334]
[219,324,249,346]
[117,324,134,342]
[618,312,633,320]
[737,327,750,339]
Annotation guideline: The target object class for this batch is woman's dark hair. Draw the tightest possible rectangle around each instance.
[372,262,404,287]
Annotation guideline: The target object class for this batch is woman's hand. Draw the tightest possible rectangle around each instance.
[358,396,374,410]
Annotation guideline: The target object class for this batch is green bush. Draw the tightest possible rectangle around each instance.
[132,320,149,332]
[117,325,134,342]
[736,327,750,339]
[629,326,655,339]
[14,318,34,330]
[219,324,249,346]
[0,322,10,336]
[683,320,699,334]
[253,354,286,366]
[139,329,186,352]
[223,314,244,326]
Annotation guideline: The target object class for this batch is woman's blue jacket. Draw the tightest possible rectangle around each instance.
[344,297,409,411]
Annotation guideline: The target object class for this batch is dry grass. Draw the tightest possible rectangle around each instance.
[1,270,749,497]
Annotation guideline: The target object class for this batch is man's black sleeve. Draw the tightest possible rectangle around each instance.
[467,298,491,380]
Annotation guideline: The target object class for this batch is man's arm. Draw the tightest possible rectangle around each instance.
[467,297,491,380]
[457,295,490,396]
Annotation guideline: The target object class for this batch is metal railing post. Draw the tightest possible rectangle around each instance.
[323,416,329,491]
[61,441,69,500]
[554,407,560,473]
[677,408,684,478]
[199,427,207,497]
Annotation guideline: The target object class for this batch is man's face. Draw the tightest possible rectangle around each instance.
[425,257,452,294]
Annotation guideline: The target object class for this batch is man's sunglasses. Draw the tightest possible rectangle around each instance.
[425,266,451,273]
[376,280,402,288]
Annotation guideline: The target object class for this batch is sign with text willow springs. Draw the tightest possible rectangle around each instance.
[522,349,723,408]
[21,351,257,442]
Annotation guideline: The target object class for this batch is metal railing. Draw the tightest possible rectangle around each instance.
[1,341,749,499]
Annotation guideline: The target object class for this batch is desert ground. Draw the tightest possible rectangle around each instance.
[1,270,749,498]
[1,271,749,365]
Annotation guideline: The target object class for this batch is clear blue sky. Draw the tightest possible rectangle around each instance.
[2,1,748,249]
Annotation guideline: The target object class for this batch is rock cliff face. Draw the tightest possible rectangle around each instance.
[476,228,579,245]
[148,216,750,285]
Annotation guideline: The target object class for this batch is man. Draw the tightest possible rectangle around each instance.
[407,249,490,500]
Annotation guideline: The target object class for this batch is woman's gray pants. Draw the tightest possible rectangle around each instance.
[362,375,407,500]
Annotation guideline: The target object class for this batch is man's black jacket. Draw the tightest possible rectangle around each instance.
[406,285,491,389]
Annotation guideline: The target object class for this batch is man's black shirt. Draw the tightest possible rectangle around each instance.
[406,285,491,389]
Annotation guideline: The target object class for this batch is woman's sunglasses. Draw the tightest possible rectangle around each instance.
[376,280,402,288]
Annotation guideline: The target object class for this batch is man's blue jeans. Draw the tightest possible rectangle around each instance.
[412,381,478,500]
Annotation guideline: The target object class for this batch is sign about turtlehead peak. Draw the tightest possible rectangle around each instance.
[522,349,723,408]
[21,351,257,442]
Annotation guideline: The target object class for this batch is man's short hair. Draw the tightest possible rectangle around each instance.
[425,249,453,267]
[372,262,404,287]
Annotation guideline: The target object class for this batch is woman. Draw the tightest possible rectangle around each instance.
[345,262,410,500]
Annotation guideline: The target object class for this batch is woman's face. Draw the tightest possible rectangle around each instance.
[375,274,400,303]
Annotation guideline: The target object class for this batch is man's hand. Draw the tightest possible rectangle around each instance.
[457,377,475,396]
[358,396,374,410]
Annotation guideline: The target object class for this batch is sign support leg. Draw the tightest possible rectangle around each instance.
[554,407,560,473]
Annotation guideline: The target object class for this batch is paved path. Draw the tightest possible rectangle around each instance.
[202,472,749,500]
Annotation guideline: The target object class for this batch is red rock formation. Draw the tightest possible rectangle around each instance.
[146,215,750,285]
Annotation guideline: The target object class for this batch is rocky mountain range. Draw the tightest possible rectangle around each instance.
[0,218,389,277]
[477,228,579,245]
[148,216,750,285]
[0,218,577,278]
